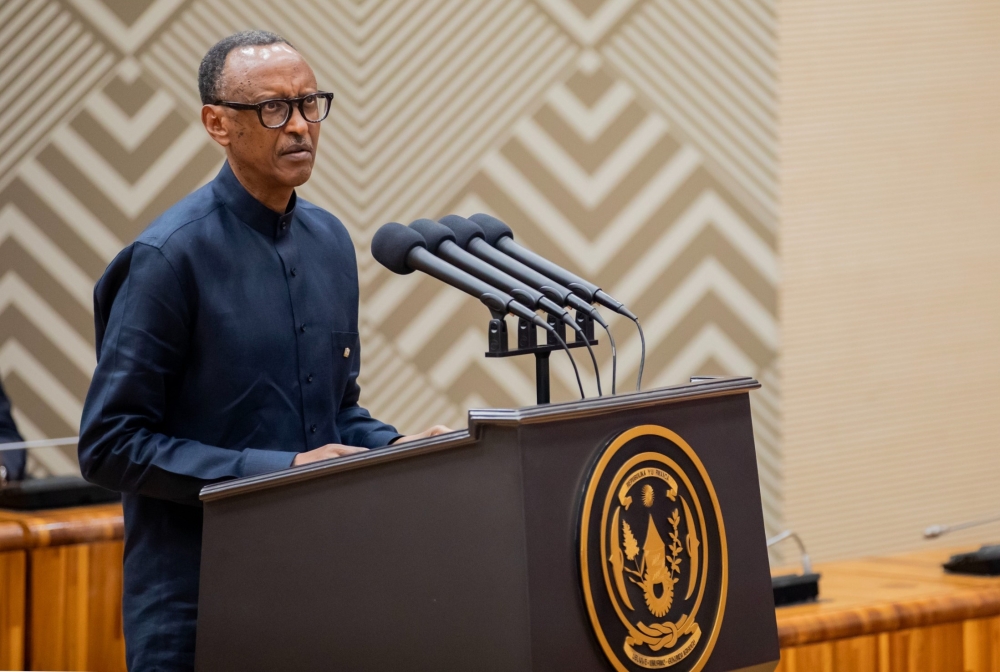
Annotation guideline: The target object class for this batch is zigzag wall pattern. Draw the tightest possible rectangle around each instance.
[0,0,116,177]
[0,57,222,474]
[0,0,782,537]
[605,0,778,221]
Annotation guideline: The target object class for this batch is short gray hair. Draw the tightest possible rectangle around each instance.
[197,30,293,104]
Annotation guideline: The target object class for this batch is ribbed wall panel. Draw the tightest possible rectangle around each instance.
[780,0,1000,561]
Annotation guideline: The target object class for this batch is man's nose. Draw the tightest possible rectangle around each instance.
[284,104,309,136]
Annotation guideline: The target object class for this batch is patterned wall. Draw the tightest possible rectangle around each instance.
[0,0,780,536]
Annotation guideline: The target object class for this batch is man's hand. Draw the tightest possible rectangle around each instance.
[292,444,368,467]
[291,426,453,466]
[394,425,454,444]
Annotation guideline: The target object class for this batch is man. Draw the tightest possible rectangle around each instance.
[79,30,450,670]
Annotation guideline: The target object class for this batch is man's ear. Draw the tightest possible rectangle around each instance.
[202,105,231,148]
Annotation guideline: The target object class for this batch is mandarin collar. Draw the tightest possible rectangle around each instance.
[213,162,297,239]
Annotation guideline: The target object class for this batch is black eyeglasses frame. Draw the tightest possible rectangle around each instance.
[212,92,334,129]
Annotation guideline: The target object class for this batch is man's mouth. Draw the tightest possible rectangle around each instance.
[281,146,313,160]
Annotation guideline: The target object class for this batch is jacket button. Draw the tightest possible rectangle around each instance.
[300,324,306,333]
[290,268,297,277]
[310,424,317,433]
[343,347,351,358]
[306,374,313,383]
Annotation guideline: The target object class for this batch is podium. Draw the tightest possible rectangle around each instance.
[195,377,779,672]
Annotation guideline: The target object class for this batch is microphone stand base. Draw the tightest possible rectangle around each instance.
[483,314,597,405]
[944,545,1000,575]
[772,572,821,606]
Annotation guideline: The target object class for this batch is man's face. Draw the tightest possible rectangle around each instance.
[209,44,321,193]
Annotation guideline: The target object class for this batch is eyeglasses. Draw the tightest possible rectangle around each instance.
[213,92,334,129]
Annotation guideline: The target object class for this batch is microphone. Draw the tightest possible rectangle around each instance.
[767,530,813,575]
[438,216,606,326]
[924,512,1000,539]
[372,223,547,330]
[468,213,634,319]
[923,512,1000,576]
[409,218,601,396]
[439,214,618,395]
[408,219,577,331]
[372,223,586,399]
[767,530,820,605]
[469,213,646,392]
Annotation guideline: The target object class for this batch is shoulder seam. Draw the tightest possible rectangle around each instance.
[133,241,186,296]
[143,203,224,248]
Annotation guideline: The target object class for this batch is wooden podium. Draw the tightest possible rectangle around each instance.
[195,377,779,672]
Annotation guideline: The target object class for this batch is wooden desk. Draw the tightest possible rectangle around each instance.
[0,504,125,672]
[776,546,1000,672]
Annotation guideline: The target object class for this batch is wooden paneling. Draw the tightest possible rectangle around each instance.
[777,634,880,672]
[963,616,1000,672]
[0,504,125,672]
[777,622,993,672]
[29,540,125,672]
[0,521,26,670]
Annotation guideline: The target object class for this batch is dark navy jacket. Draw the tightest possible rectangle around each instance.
[0,381,25,481]
[79,162,400,671]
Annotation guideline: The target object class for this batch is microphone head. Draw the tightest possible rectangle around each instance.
[923,524,948,539]
[438,215,486,249]
[371,222,425,275]
[468,213,513,246]
[408,218,456,253]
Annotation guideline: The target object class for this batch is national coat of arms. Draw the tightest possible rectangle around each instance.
[579,425,727,671]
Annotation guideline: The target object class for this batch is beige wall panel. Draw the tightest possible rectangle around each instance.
[780,1,1000,561]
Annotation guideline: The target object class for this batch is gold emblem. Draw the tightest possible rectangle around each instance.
[343,347,351,358]
[580,425,727,671]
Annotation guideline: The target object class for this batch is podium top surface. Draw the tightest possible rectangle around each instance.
[199,376,759,503]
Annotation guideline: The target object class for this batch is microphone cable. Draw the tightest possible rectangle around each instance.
[599,322,617,395]
[631,316,646,391]
[580,334,602,396]
[550,330,586,400]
